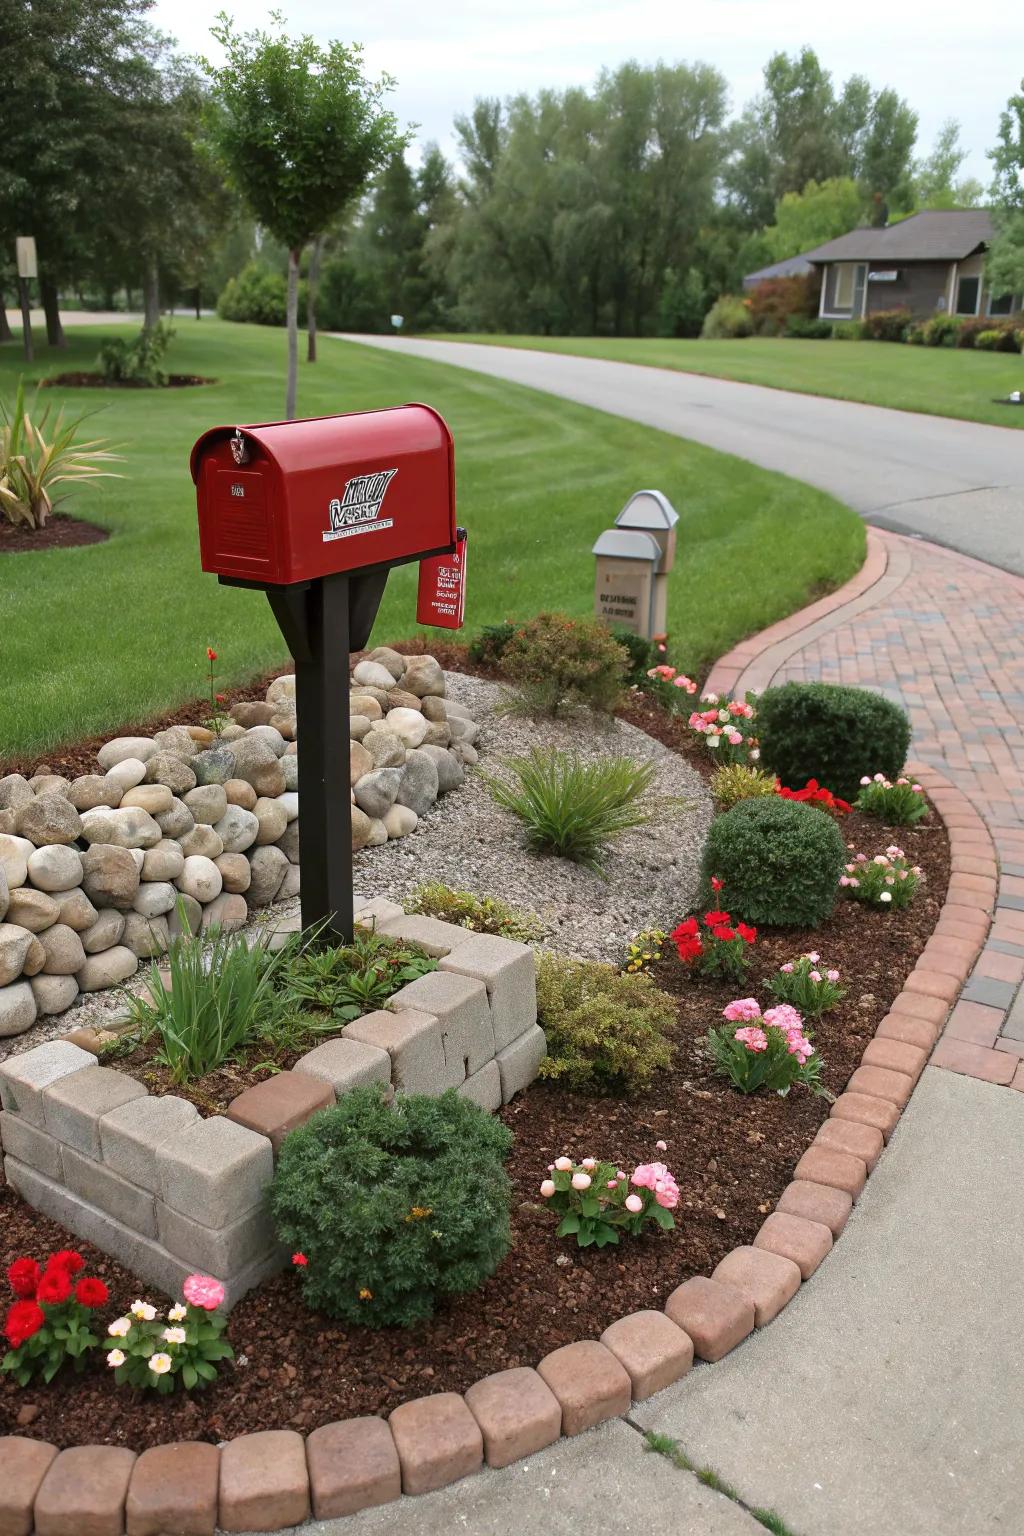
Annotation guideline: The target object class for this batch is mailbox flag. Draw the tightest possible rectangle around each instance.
[417,530,466,629]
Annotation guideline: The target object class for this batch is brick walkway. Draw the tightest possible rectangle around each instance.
[709,530,1024,1090]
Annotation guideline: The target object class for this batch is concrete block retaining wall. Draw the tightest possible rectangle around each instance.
[0,903,544,1305]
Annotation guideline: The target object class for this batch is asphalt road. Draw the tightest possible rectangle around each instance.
[340,335,1024,575]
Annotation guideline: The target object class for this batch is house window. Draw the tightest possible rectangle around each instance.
[988,290,1016,316]
[955,276,980,315]
[834,264,856,309]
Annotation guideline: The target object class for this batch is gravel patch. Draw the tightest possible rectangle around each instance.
[1,674,713,1062]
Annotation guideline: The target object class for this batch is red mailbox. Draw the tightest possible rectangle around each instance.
[189,404,463,944]
[190,403,456,585]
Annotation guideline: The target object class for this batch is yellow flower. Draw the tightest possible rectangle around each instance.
[359,1288,373,1301]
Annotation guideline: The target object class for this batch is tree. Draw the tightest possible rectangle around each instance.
[859,88,918,222]
[762,178,865,261]
[913,120,984,210]
[201,14,405,417]
[987,82,1024,300]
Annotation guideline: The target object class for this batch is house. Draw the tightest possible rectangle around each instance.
[742,253,816,289]
[745,210,1020,322]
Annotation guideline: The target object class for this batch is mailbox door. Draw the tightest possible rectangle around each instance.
[197,450,285,582]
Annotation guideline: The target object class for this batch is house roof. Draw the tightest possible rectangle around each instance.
[803,208,994,264]
[742,253,816,288]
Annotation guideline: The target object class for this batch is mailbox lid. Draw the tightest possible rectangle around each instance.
[191,403,456,584]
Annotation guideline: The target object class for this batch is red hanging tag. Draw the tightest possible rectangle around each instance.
[416,529,467,629]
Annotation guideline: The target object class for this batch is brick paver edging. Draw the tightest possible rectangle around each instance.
[0,760,988,1535]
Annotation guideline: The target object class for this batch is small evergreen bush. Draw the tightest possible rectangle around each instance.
[700,294,754,339]
[501,612,627,716]
[97,321,175,386]
[699,798,846,927]
[756,681,911,803]
[710,763,778,812]
[612,626,656,684]
[861,308,911,342]
[467,621,517,668]
[217,263,297,326]
[536,953,675,1095]
[271,1086,513,1328]
[784,314,833,339]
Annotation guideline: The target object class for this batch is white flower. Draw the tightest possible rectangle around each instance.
[718,709,730,723]
[167,1303,187,1322]
[750,749,760,761]
[704,692,719,704]
[873,773,885,783]
[106,1348,126,1368]
[879,891,893,903]
[131,1300,157,1321]
[707,735,721,748]
[149,1352,173,1375]
[860,776,871,786]
[162,1327,187,1345]
[108,1317,132,1338]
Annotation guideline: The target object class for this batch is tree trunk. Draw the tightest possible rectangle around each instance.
[306,235,323,362]
[285,247,301,420]
[41,278,66,348]
[0,298,12,343]
[143,256,160,331]
[194,285,201,321]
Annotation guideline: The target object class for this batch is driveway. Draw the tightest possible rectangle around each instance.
[339,336,1024,575]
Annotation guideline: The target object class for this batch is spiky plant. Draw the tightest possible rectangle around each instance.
[0,380,121,529]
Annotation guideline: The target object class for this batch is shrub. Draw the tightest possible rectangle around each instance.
[756,681,911,803]
[104,1278,233,1394]
[906,323,926,345]
[832,320,866,340]
[536,952,675,1095]
[855,773,928,826]
[0,380,121,530]
[767,954,845,1018]
[670,905,757,984]
[711,764,778,812]
[921,313,962,347]
[127,911,301,1082]
[484,748,655,872]
[271,1086,513,1327]
[747,274,821,336]
[701,295,754,339]
[784,314,833,339]
[467,621,517,668]
[217,262,291,326]
[97,321,176,385]
[841,845,922,908]
[699,797,847,927]
[539,1152,679,1248]
[862,308,911,343]
[501,613,627,716]
[407,882,544,943]
[708,999,826,1096]
[2,1250,108,1386]
[612,626,656,684]
[687,692,759,765]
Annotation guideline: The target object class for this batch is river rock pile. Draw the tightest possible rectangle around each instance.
[0,650,478,1036]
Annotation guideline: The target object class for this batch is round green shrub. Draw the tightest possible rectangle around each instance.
[756,681,911,803]
[270,1086,513,1328]
[501,612,627,716]
[699,797,846,927]
[536,952,675,1094]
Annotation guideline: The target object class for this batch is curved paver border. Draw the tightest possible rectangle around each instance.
[1,576,994,1534]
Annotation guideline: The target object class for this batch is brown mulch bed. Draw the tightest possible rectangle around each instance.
[0,513,110,557]
[0,797,948,1450]
[41,373,216,389]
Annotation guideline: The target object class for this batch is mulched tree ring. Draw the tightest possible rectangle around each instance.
[41,373,217,389]
[0,513,110,556]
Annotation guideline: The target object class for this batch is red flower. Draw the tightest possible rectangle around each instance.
[702,910,731,927]
[291,1253,309,1267]
[737,922,757,944]
[74,1277,109,1308]
[48,1250,85,1276]
[673,934,703,963]
[215,692,227,703]
[206,647,217,662]
[670,917,699,941]
[37,1267,72,1305]
[4,1300,45,1349]
[711,877,724,892]
[710,925,738,943]
[7,1258,41,1300]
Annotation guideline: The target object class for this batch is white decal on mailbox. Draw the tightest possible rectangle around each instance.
[323,468,398,542]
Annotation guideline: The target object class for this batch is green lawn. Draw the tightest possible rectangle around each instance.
[430,333,1024,430]
[0,320,863,759]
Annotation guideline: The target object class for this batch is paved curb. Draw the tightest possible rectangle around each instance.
[0,759,986,1533]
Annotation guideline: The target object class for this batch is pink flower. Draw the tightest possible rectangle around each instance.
[540,1179,555,1198]
[581,1157,596,1170]
[780,963,794,974]
[763,1004,803,1034]
[912,784,922,793]
[182,1274,225,1312]
[806,952,820,963]
[734,1026,768,1052]
[571,1172,591,1191]
[727,731,743,746]
[826,969,840,982]
[809,970,821,983]
[654,1175,680,1210]
[624,1194,644,1214]
[554,1156,573,1171]
[722,997,762,1022]
[607,1179,619,1188]
[631,1162,666,1191]
[655,1139,667,1151]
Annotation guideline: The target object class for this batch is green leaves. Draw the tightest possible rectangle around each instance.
[485,748,656,874]
[536,953,675,1097]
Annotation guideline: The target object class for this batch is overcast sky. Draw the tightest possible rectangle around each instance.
[152,0,1019,185]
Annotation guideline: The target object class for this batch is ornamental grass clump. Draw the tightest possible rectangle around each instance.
[708,999,827,1097]
[104,1276,233,1394]
[539,1150,680,1248]
[855,773,928,827]
[271,1086,513,1328]
[757,681,911,803]
[500,612,627,717]
[2,1250,108,1386]
[700,797,846,928]
[407,881,544,943]
[484,748,656,872]
[536,952,675,1095]
[710,763,778,812]
[841,846,922,909]
[767,954,845,1018]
